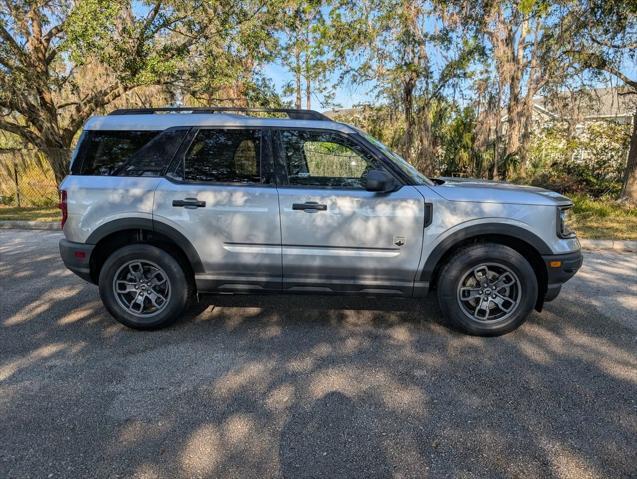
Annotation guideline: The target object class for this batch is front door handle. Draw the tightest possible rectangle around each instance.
[292,202,327,212]
[172,198,206,209]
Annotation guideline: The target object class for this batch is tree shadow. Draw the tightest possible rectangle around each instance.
[279,391,392,479]
[1,231,635,478]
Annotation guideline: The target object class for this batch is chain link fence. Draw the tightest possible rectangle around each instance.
[0,149,63,208]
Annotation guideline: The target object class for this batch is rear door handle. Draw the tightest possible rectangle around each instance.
[292,202,327,212]
[172,198,206,209]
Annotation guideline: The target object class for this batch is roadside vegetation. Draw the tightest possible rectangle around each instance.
[0,205,62,221]
[571,195,637,240]
[0,205,60,222]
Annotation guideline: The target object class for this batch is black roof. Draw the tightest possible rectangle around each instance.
[108,107,330,121]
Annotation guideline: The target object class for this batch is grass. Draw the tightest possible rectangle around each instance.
[0,205,60,222]
[0,196,635,240]
[571,195,637,240]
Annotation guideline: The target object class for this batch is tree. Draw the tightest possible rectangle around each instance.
[554,0,637,202]
[0,0,276,185]
[452,0,570,177]
[179,1,282,107]
[331,0,478,174]
[278,1,336,110]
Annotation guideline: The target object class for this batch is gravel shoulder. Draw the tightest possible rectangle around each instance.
[0,230,635,479]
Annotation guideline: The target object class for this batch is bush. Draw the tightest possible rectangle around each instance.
[0,194,15,205]
[526,121,629,197]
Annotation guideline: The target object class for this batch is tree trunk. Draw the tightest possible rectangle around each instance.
[416,103,435,175]
[42,146,71,185]
[505,90,522,162]
[490,13,528,171]
[492,129,500,181]
[518,19,541,176]
[620,107,637,203]
[492,101,504,181]
[401,77,416,164]
[517,97,534,177]
[305,28,311,110]
[305,71,311,110]
[294,45,302,110]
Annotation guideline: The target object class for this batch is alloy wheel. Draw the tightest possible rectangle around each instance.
[112,260,171,318]
[456,263,522,323]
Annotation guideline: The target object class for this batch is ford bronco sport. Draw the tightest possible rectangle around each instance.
[59,107,582,335]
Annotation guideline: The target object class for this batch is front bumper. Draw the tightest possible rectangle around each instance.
[541,250,583,302]
[59,239,95,283]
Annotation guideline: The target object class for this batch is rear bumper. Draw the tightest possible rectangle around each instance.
[59,239,95,283]
[541,250,583,302]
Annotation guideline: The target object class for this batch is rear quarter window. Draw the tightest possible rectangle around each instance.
[118,129,189,177]
[71,130,159,176]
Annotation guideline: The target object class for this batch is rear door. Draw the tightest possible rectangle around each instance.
[273,129,426,295]
[153,128,282,292]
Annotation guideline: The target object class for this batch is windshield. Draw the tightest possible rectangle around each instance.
[356,129,434,186]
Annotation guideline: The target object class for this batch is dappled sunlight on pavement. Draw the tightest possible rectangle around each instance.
[0,230,635,478]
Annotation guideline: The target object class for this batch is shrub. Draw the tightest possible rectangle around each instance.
[526,121,629,197]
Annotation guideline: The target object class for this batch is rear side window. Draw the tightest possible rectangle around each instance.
[182,129,261,183]
[72,130,159,176]
[117,129,189,176]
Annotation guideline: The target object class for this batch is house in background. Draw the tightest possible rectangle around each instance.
[529,87,636,164]
[532,87,636,126]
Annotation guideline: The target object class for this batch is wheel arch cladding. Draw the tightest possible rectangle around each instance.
[422,224,550,310]
[86,218,204,283]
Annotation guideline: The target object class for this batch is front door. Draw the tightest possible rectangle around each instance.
[274,129,426,295]
[153,127,281,292]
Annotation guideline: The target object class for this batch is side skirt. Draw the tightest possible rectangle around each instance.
[195,275,422,297]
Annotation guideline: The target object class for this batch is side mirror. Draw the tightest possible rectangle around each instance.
[365,169,396,192]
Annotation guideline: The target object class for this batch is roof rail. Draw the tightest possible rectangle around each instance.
[108,107,330,121]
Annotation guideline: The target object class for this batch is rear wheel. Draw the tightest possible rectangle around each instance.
[436,244,538,336]
[98,244,191,329]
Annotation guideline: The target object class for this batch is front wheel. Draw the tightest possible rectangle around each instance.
[98,244,191,330]
[436,244,538,336]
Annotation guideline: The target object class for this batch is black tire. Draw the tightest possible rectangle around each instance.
[98,244,191,330]
[436,243,538,336]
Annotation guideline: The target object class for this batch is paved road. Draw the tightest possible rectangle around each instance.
[0,230,635,479]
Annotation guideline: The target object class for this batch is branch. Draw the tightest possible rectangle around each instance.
[141,1,162,34]
[0,25,26,61]
[43,23,65,45]
[0,78,44,127]
[0,118,43,148]
[589,33,637,51]
[566,49,637,91]
[62,83,133,142]
[45,46,59,65]
[0,52,17,71]
[603,63,637,91]
[55,101,79,110]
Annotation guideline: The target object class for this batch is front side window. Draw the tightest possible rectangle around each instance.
[72,130,159,175]
[183,129,261,183]
[277,130,383,188]
[356,129,433,186]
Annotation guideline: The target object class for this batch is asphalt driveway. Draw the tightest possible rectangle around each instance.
[0,230,635,478]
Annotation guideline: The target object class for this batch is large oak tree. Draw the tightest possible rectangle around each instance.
[0,0,273,184]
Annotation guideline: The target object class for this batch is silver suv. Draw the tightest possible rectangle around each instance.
[59,107,582,335]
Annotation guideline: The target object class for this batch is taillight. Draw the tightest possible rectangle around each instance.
[59,190,68,229]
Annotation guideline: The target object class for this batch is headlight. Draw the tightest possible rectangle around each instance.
[557,206,576,238]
